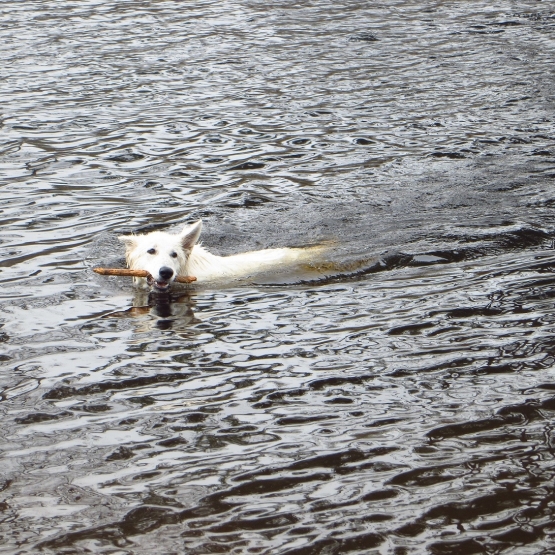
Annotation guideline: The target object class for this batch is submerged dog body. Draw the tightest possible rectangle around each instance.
[119,220,322,290]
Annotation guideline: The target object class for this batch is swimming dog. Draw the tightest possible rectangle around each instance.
[119,220,324,290]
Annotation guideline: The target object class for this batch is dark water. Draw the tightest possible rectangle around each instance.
[2,1,555,553]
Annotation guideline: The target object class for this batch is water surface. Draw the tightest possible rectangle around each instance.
[2,1,555,553]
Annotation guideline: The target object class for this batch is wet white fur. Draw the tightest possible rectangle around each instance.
[119,220,321,289]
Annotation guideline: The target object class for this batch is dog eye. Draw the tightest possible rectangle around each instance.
[171,252,178,258]
[147,248,156,255]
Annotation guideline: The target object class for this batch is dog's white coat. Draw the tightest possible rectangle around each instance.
[119,220,323,289]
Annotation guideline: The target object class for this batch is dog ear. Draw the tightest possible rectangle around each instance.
[118,235,138,250]
[180,220,202,250]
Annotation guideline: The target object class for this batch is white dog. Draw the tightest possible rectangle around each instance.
[119,220,325,290]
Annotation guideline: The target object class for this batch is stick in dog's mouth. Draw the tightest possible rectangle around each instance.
[93,268,197,289]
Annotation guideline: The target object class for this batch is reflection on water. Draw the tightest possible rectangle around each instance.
[105,292,198,332]
[2,0,555,553]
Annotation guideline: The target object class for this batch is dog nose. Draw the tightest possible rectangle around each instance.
[159,267,174,280]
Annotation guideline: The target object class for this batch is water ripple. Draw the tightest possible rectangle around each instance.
[2,0,555,553]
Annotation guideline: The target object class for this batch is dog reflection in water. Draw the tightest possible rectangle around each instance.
[104,291,197,331]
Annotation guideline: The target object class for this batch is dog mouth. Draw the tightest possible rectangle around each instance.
[147,277,171,290]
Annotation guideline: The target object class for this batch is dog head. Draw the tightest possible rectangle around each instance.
[119,220,202,291]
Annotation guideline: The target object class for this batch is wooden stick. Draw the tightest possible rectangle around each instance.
[93,268,196,283]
